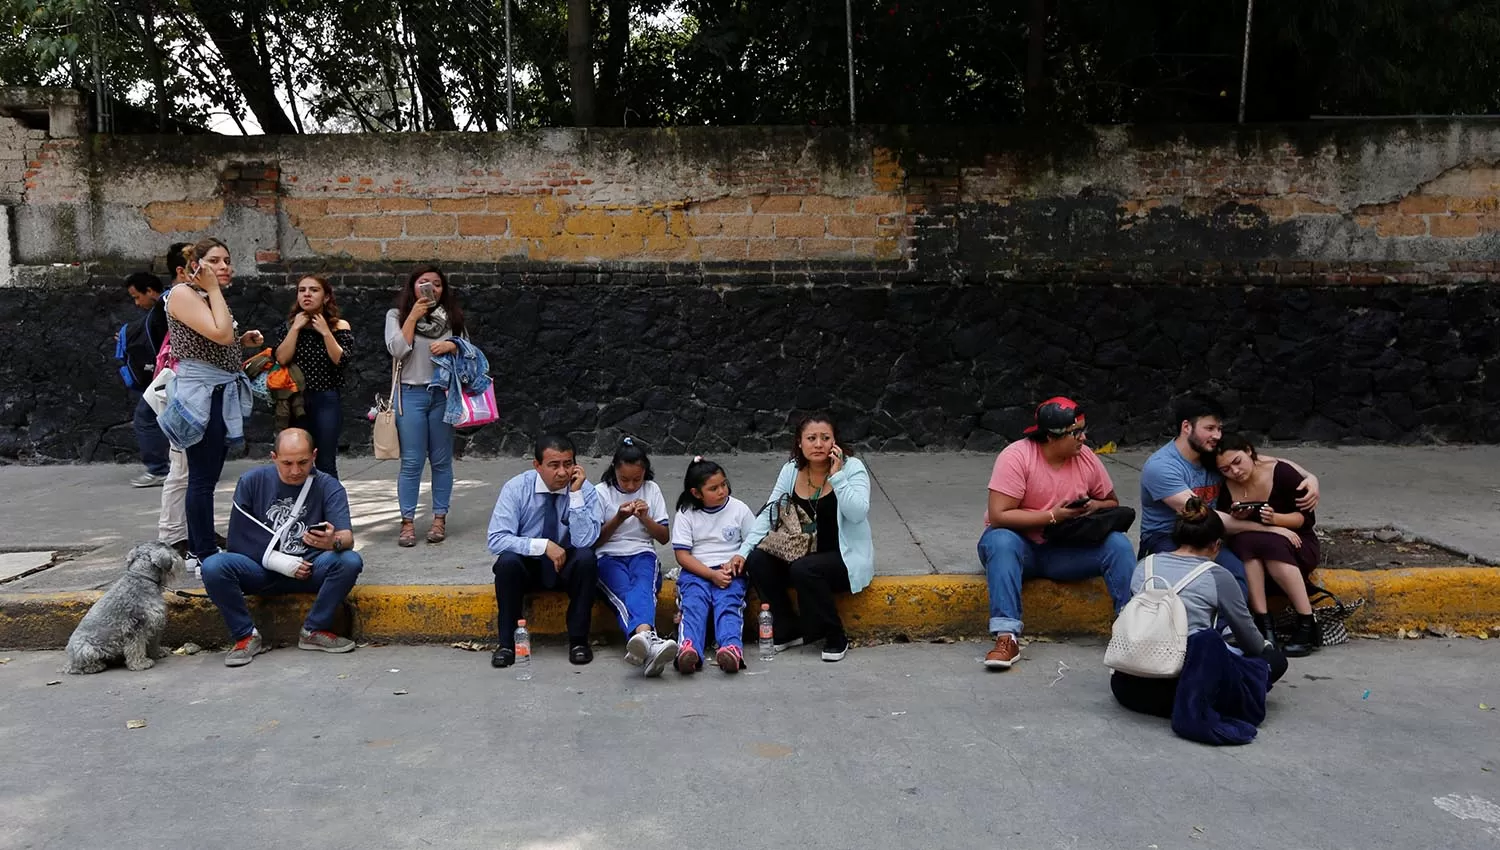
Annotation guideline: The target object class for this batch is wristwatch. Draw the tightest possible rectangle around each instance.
[332,536,343,552]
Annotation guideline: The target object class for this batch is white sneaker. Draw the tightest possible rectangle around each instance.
[642,634,678,678]
[774,637,805,653]
[625,630,651,666]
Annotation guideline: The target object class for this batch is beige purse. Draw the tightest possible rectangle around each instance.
[373,359,401,460]
[754,494,817,563]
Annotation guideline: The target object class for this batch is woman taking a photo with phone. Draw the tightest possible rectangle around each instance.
[274,274,354,478]
[385,265,465,547]
[1214,433,1322,656]
[741,413,873,663]
[158,237,263,566]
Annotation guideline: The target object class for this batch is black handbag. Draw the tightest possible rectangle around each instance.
[1042,506,1136,547]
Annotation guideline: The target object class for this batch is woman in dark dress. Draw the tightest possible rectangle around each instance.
[274,274,354,477]
[1215,433,1321,656]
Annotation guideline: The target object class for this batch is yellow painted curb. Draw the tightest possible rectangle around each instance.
[3,567,1498,650]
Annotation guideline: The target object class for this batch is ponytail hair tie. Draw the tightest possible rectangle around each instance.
[692,455,703,463]
[621,436,634,446]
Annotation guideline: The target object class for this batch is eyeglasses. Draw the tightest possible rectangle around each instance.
[1056,423,1087,440]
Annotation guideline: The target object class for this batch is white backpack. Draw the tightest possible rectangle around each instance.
[1104,555,1217,678]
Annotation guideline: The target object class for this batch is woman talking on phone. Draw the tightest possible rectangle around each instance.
[1214,433,1322,656]
[159,237,263,566]
[273,277,354,482]
[274,275,354,478]
[740,413,873,663]
[385,266,466,547]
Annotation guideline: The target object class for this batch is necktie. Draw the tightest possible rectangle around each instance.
[541,492,569,548]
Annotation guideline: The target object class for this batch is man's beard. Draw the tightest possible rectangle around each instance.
[1186,433,1216,460]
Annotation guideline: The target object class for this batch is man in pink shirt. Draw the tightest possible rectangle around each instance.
[977,397,1135,670]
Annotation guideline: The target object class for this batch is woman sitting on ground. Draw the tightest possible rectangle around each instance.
[1110,498,1288,719]
[1214,433,1321,656]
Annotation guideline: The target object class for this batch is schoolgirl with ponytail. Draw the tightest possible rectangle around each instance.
[594,437,677,677]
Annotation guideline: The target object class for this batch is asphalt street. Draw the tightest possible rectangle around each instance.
[1,639,1497,850]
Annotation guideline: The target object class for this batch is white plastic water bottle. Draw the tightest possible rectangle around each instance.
[758,604,775,662]
[514,619,532,680]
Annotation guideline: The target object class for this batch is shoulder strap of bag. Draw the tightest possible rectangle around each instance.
[1139,554,1170,591]
[260,475,315,564]
[390,358,403,416]
[1170,560,1219,594]
[141,308,157,353]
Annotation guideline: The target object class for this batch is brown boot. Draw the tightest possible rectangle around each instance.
[426,515,447,544]
[984,633,1020,670]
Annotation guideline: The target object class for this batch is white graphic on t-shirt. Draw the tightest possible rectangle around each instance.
[265,496,311,557]
[722,527,741,544]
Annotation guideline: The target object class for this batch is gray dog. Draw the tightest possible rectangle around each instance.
[64,541,183,674]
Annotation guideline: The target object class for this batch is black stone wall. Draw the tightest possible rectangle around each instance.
[4,277,1497,462]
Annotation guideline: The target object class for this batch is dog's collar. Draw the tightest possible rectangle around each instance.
[123,571,166,588]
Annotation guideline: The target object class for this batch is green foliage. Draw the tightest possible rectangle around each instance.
[0,0,1494,133]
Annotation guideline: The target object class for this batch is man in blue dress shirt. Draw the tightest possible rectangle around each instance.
[487,434,604,669]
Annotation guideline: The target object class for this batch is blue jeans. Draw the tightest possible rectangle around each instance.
[1140,533,1248,598]
[133,394,170,476]
[292,389,343,478]
[395,385,454,520]
[201,549,364,640]
[184,385,228,561]
[978,527,1136,636]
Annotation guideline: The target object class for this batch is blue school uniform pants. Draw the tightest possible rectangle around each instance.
[676,571,746,656]
[597,551,662,634]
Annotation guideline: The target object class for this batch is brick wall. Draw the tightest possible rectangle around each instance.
[0,119,48,204]
[2,91,1498,460]
[6,114,1500,283]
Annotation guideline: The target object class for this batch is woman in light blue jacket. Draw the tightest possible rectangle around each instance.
[740,414,873,662]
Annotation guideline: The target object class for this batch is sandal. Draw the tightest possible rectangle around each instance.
[426,515,447,544]
[398,519,417,548]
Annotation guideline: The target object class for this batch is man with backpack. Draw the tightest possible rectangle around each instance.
[118,272,170,487]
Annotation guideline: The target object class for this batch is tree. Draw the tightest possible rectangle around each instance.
[566,0,595,124]
[1,0,1495,134]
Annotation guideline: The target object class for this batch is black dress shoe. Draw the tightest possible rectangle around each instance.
[491,648,515,668]
[569,644,593,665]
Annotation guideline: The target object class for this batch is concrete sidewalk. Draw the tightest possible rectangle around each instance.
[2,447,1498,647]
[3,446,1497,590]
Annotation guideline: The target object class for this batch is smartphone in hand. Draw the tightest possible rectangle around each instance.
[1229,501,1269,520]
[1064,497,1090,509]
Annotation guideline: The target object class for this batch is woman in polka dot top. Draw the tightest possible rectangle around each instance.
[273,274,354,477]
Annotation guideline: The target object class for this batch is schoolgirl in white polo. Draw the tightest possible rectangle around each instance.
[670,457,756,675]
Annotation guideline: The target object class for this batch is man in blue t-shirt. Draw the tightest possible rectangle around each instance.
[1138,394,1319,591]
[201,429,363,668]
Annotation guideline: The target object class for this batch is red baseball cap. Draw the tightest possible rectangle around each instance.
[1022,396,1086,436]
